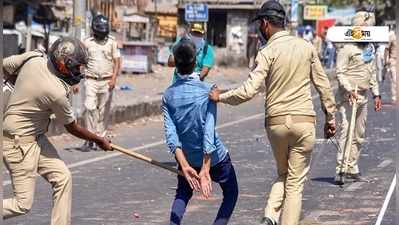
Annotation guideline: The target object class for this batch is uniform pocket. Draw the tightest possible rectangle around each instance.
[3,145,24,164]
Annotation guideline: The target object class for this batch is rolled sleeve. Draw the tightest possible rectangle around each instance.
[310,47,336,121]
[219,51,270,105]
[50,96,76,125]
[203,101,217,154]
[162,98,181,154]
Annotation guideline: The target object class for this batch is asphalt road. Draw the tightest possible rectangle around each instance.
[3,81,396,225]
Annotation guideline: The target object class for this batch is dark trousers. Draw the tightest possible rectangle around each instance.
[170,154,239,225]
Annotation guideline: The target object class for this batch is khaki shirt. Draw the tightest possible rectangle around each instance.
[387,32,396,65]
[335,43,379,98]
[3,51,75,136]
[220,31,336,122]
[84,36,120,78]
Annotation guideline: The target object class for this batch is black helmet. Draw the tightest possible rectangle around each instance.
[48,37,88,86]
[92,14,109,40]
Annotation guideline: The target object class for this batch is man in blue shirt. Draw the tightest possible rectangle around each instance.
[162,38,238,225]
[168,22,215,83]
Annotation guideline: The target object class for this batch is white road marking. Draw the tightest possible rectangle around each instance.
[374,174,396,225]
[3,113,264,187]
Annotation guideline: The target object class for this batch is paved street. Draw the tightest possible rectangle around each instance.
[3,80,396,225]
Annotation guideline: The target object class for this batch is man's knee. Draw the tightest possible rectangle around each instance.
[53,168,72,190]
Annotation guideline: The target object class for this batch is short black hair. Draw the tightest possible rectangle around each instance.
[173,38,196,75]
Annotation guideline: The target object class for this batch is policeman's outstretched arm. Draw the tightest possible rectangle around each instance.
[211,52,270,105]
[65,121,112,151]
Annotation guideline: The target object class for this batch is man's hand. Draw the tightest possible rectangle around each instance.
[72,85,80,94]
[348,90,358,105]
[182,166,201,191]
[95,137,112,151]
[209,86,221,102]
[324,119,336,139]
[108,78,116,90]
[374,96,382,112]
[199,170,212,199]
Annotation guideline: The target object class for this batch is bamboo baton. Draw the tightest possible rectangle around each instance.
[338,85,358,185]
[110,143,183,176]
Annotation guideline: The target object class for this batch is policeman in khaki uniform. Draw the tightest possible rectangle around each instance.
[2,38,112,225]
[209,1,336,225]
[334,11,382,184]
[384,28,396,103]
[82,14,121,150]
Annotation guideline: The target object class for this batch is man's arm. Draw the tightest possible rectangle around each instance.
[200,100,216,198]
[175,148,201,191]
[168,55,175,67]
[335,45,353,93]
[216,51,270,105]
[369,58,381,111]
[65,121,111,150]
[109,41,121,90]
[161,98,182,154]
[199,46,215,81]
[310,47,336,122]
[200,66,211,81]
[51,96,111,150]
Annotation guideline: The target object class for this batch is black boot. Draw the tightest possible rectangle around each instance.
[260,217,277,225]
[334,172,345,185]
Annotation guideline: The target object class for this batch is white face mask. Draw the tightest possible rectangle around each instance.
[190,35,205,51]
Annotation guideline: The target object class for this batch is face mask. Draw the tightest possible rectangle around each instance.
[362,44,375,63]
[58,59,84,86]
[190,35,205,51]
[257,20,269,46]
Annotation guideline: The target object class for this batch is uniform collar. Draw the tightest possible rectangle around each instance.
[267,30,290,45]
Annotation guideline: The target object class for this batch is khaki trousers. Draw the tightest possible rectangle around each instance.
[264,116,315,225]
[336,95,368,174]
[3,135,72,225]
[389,60,396,102]
[84,79,113,137]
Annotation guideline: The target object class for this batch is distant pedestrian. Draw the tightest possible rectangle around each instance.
[163,38,238,225]
[168,22,215,83]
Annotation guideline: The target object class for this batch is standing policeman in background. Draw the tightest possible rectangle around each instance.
[334,11,382,184]
[384,25,396,103]
[2,37,112,225]
[168,22,215,82]
[209,1,336,225]
[82,14,121,150]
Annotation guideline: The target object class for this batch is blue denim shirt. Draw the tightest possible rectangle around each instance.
[162,73,228,168]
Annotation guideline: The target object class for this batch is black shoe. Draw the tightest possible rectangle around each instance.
[334,173,345,185]
[260,217,276,225]
[346,173,368,182]
[82,141,97,151]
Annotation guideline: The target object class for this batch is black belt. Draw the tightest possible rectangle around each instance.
[85,76,112,81]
